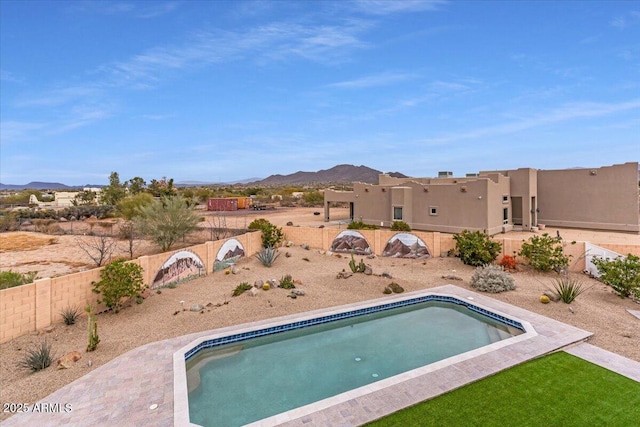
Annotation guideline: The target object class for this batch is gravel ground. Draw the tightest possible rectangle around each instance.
[1,244,639,422]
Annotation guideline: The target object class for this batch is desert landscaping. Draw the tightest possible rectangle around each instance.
[1,207,639,423]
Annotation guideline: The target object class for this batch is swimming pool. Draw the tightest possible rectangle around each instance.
[174,291,535,426]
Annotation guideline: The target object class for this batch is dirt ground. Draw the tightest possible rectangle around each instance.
[0,207,639,423]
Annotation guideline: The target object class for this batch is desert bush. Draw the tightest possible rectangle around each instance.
[21,340,53,372]
[232,282,253,297]
[92,259,146,313]
[278,274,296,289]
[498,254,517,270]
[248,218,284,248]
[60,305,82,325]
[0,270,39,290]
[453,230,502,267]
[383,282,404,294]
[255,246,280,267]
[0,210,19,231]
[390,221,411,231]
[85,305,99,352]
[470,264,515,293]
[519,233,570,272]
[552,275,586,304]
[347,220,378,230]
[592,254,640,299]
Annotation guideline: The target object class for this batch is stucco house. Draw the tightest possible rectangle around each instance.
[324,162,639,235]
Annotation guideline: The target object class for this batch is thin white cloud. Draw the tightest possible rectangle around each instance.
[349,0,446,15]
[15,86,101,108]
[327,72,418,89]
[0,69,25,84]
[421,99,640,145]
[611,10,640,29]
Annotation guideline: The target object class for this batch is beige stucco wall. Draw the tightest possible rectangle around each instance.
[537,162,639,233]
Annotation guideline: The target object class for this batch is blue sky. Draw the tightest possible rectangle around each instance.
[1,1,638,186]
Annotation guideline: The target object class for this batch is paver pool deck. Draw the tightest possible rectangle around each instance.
[3,284,639,427]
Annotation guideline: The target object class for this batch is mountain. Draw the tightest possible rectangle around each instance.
[253,164,407,185]
[0,182,75,191]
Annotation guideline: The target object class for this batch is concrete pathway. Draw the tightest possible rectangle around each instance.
[565,342,640,383]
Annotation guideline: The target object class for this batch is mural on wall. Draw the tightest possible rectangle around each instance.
[330,230,372,255]
[152,251,205,289]
[214,238,245,271]
[382,233,431,259]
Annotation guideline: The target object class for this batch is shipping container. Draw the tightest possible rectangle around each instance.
[235,197,252,209]
[207,198,238,211]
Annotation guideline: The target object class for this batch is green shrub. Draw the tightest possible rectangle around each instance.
[383,282,404,294]
[391,221,411,231]
[92,259,146,313]
[470,264,515,293]
[453,230,502,267]
[232,282,253,297]
[60,305,81,325]
[21,339,53,372]
[278,274,295,289]
[255,246,280,267]
[552,275,586,303]
[0,270,39,290]
[592,254,640,299]
[347,221,378,230]
[248,218,284,248]
[519,233,570,273]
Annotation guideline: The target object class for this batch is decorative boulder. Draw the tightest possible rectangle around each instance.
[248,287,260,297]
[56,351,82,369]
[231,267,240,275]
[543,291,560,302]
[364,267,373,275]
[381,271,393,279]
[292,289,306,296]
[190,304,204,312]
[254,280,264,289]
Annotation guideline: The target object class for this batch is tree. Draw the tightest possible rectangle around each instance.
[73,190,97,206]
[116,193,154,220]
[127,176,146,195]
[148,177,176,198]
[118,221,140,260]
[303,191,324,206]
[453,230,502,267]
[135,195,200,251]
[75,235,117,267]
[101,172,127,206]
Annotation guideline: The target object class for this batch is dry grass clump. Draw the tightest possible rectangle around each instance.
[0,233,58,252]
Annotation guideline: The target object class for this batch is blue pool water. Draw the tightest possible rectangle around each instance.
[186,300,522,426]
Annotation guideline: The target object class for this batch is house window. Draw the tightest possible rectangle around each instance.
[502,195,509,203]
[429,206,438,216]
[393,207,403,221]
[503,207,509,224]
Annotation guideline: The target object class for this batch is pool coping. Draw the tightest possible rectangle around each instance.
[1,285,596,427]
[173,289,539,426]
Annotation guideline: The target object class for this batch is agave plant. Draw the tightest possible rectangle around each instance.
[20,340,54,372]
[552,275,586,304]
[60,305,81,325]
[256,247,280,267]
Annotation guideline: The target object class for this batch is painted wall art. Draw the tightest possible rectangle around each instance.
[214,238,245,271]
[382,233,431,259]
[152,251,205,289]
[330,230,372,255]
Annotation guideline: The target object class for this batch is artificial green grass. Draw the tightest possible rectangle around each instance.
[366,351,640,427]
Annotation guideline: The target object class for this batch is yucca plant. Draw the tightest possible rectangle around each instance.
[552,275,586,304]
[255,246,280,267]
[232,282,253,297]
[60,305,81,325]
[21,340,54,372]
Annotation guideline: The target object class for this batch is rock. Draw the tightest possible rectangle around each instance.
[268,279,278,287]
[336,271,353,279]
[301,244,310,250]
[286,221,293,226]
[364,267,373,275]
[206,302,214,307]
[231,267,240,275]
[59,217,68,222]
[56,351,82,369]
[293,279,303,285]
[285,241,294,247]
[381,271,393,279]
[190,304,204,312]
[287,293,297,299]
[292,289,305,296]
[543,291,560,302]
[285,252,291,258]
[441,275,463,281]
[318,225,325,228]
[367,254,376,259]
[43,326,55,333]
[254,280,264,288]
[248,287,260,297]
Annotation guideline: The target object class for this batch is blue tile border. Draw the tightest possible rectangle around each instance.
[184,294,525,361]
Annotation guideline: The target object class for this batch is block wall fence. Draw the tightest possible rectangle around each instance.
[2,226,639,343]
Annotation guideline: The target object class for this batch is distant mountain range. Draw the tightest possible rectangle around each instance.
[1,165,406,190]
[252,164,407,185]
